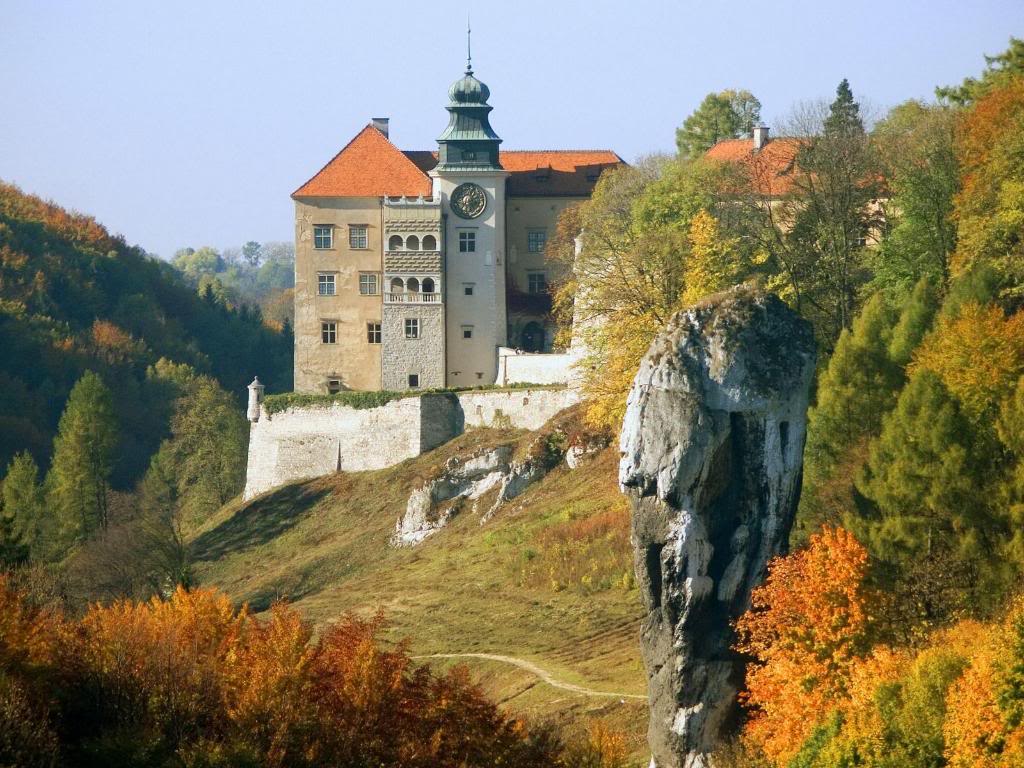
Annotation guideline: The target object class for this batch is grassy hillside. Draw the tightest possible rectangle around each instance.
[189,427,649,759]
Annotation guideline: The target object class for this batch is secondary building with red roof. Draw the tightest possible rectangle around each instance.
[292,56,622,393]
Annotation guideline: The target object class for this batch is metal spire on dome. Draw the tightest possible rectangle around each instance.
[466,15,473,75]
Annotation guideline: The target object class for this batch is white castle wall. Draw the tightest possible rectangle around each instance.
[243,387,578,500]
[496,347,573,386]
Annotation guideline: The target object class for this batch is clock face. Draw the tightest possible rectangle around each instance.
[450,183,487,219]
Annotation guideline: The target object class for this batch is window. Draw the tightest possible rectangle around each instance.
[389,234,403,251]
[463,283,474,296]
[527,230,547,253]
[406,235,420,251]
[408,374,420,389]
[327,379,342,393]
[422,277,435,294]
[321,321,337,344]
[313,225,333,249]
[367,322,381,344]
[462,325,473,339]
[405,318,419,339]
[318,273,336,296]
[422,234,437,250]
[527,271,548,294]
[459,231,476,253]
[359,273,379,295]
[349,224,368,249]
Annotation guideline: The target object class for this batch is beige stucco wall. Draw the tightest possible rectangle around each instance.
[505,196,580,294]
[294,197,383,392]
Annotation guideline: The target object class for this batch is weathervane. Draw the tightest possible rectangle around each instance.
[466,15,473,75]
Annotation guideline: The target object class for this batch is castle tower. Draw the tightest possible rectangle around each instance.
[431,38,509,387]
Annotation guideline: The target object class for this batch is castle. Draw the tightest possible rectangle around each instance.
[290,46,622,394]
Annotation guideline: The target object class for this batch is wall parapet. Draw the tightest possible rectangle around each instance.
[243,387,578,500]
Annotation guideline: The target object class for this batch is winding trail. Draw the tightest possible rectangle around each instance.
[414,652,648,701]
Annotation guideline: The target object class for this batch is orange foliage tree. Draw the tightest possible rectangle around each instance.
[734,527,872,764]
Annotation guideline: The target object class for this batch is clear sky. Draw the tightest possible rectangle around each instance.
[1,0,1020,259]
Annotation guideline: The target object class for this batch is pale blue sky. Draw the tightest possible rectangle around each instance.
[1,1,1020,258]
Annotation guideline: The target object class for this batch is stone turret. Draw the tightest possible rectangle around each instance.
[619,285,815,768]
[246,376,265,422]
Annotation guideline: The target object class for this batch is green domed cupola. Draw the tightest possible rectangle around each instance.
[436,31,502,171]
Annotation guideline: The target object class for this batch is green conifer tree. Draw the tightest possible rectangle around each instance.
[856,370,982,561]
[1,451,43,562]
[889,277,940,367]
[46,371,118,547]
[824,78,864,136]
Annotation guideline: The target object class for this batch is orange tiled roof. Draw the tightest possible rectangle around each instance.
[292,125,433,199]
[706,137,802,197]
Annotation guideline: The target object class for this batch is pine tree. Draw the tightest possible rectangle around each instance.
[46,371,118,547]
[1,452,42,562]
[824,78,864,136]
[889,276,939,367]
[856,369,982,561]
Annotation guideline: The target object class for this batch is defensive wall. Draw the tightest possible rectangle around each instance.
[243,386,578,500]
[495,347,574,386]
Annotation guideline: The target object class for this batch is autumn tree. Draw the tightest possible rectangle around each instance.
[45,371,119,548]
[735,527,872,765]
[676,89,762,158]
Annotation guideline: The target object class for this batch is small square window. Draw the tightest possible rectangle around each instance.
[408,374,420,389]
[463,283,474,296]
[459,231,476,253]
[527,230,547,253]
[349,225,368,249]
[359,273,379,295]
[327,379,342,393]
[462,326,473,339]
[527,271,548,294]
[321,321,337,344]
[405,318,419,339]
[367,322,381,344]
[318,273,336,296]
[313,225,333,249]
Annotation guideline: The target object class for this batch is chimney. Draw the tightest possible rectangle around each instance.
[371,117,390,138]
[753,124,770,151]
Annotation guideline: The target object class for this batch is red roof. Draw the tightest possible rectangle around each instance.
[402,149,623,196]
[705,137,802,197]
[292,125,433,199]
[293,125,623,199]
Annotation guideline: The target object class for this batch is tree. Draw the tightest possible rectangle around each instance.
[242,240,263,267]
[0,452,41,564]
[676,89,762,158]
[171,245,223,281]
[937,36,1024,106]
[46,371,118,548]
[888,276,939,367]
[871,102,958,294]
[735,527,872,766]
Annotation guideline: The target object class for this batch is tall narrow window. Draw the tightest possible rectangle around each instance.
[318,273,336,296]
[359,273,379,295]
[459,231,476,253]
[349,225,368,249]
[527,230,547,253]
[367,323,381,344]
[405,318,419,339]
[313,225,333,249]
[527,271,548,294]
[321,321,337,344]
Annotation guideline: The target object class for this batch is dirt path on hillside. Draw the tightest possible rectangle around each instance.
[414,653,648,701]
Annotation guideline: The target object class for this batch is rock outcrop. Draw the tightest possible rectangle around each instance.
[619,286,815,768]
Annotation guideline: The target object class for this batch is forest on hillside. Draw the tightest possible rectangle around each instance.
[557,38,1024,766]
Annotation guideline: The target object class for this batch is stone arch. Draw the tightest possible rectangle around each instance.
[406,235,420,251]
[422,234,437,250]
[390,277,404,294]
[389,235,403,251]
[422,277,435,294]
[406,277,420,294]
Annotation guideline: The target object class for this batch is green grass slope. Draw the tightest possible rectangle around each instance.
[189,426,649,758]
